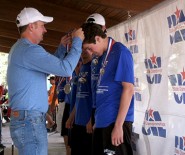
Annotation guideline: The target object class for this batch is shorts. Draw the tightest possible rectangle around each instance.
[61,103,70,136]
[92,121,133,155]
[71,124,92,155]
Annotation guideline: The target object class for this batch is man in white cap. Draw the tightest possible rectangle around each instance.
[7,7,84,155]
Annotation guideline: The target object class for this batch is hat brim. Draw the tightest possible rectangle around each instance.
[40,16,53,23]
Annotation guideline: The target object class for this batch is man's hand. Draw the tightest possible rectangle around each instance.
[72,28,84,41]
[60,35,71,47]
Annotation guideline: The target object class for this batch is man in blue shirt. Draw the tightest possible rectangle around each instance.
[82,23,134,155]
[7,7,84,155]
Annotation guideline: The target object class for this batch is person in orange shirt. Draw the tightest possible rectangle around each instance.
[47,76,58,132]
[48,76,58,107]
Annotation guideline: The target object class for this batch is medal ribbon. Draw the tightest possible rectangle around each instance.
[66,77,72,83]
[56,77,65,93]
[97,37,115,85]
[103,38,113,66]
[65,76,72,88]
[100,37,115,72]
[66,29,73,53]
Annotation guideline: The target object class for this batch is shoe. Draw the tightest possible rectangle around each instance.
[50,123,57,132]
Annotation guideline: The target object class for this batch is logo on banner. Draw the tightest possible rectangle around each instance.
[124,29,138,54]
[134,77,142,101]
[169,68,185,104]
[167,7,185,45]
[142,109,166,138]
[175,136,185,155]
[144,54,162,84]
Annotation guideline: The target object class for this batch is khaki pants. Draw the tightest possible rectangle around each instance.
[56,102,65,132]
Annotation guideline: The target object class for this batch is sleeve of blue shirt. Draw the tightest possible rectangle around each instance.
[23,37,82,77]
[54,44,66,58]
[114,43,134,84]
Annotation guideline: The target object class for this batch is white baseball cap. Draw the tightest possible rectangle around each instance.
[86,13,105,26]
[16,7,53,27]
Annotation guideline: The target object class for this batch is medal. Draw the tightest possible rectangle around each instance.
[92,58,98,65]
[64,83,71,94]
[100,68,105,75]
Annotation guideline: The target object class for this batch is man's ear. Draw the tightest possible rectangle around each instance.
[95,36,101,43]
[28,23,34,32]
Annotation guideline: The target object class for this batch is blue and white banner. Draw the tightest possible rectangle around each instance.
[107,0,185,154]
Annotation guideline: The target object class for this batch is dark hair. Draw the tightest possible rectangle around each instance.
[18,25,28,34]
[81,23,107,44]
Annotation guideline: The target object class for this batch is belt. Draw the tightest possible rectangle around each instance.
[11,110,45,118]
